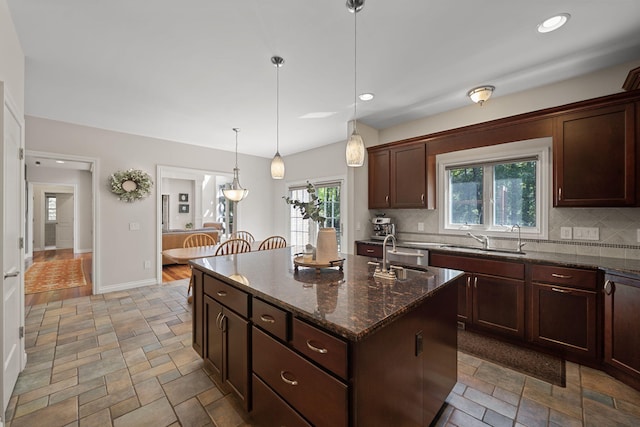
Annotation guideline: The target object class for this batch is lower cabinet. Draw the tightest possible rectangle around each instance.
[355,241,383,258]
[603,273,640,389]
[191,268,204,356]
[529,264,599,362]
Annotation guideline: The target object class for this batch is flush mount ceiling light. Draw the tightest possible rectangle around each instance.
[467,85,495,106]
[270,56,285,180]
[345,0,366,168]
[222,128,249,202]
[359,93,374,101]
[537,13,570,33]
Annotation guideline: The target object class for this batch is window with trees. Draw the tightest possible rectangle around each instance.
[438,138,550,239]
[288,181,342,250]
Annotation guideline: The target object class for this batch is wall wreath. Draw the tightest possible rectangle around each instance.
[109,168,154,202]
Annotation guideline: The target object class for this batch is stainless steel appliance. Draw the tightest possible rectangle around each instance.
[371,216,395,240]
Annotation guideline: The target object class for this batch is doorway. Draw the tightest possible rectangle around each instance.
[25,152,98,304]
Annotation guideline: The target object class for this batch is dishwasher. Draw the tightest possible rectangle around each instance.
[385,246,428,267]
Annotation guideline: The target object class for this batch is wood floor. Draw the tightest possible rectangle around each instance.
[25,250,192,307]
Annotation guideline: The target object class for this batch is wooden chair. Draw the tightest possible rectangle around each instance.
[232,230,255,243]
[183,233,216,248]
[215,238,252,256]
[258,236,287,251]
[183,233,216,300]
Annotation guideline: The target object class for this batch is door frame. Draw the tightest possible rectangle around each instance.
[26,150,100,294]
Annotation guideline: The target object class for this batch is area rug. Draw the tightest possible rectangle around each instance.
[458,328,566,387]
[25,259,87,294]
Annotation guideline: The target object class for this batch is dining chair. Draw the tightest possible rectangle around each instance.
[183,233,216,299]
[258,235,287,251]
[232,230,255,243]
[215,238,252,256]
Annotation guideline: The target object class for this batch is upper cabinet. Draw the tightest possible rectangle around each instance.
[553,102,636,207]
[368,143,434,209]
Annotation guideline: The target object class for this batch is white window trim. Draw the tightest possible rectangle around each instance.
[437,137,551,240]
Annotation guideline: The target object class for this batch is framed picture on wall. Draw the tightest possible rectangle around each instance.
[179,204,189,213]
[179,193,189,202]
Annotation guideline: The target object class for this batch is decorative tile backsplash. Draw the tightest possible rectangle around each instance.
[372,207,640,260]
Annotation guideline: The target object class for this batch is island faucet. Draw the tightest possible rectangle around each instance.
[511,224,526,253]
[467,232,489,249]
[381,234,397,273]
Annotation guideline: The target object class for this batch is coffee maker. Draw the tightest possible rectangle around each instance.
[371,216,396,240]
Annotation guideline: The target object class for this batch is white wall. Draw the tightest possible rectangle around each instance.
[0,0,24,112]
[28,167,93,252]
[25,116,274,292]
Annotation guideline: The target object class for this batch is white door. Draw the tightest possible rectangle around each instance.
[55,193,74,249]
[1,86,25,420]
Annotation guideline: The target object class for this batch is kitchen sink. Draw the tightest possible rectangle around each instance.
[440,244,526,256]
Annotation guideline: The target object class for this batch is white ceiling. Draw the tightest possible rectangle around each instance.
[8,1,640,159]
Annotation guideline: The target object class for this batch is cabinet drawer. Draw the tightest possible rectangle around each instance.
[531,264,597,290]
[204,275,249,317]
[430,253,524,280]
[292,318,348,380]
[357,242,383,258]
[251,374,311,427]
[253,328,348,427]
[252,298,289,342]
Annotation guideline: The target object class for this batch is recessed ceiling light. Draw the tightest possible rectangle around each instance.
[299,112,336,119]
[537,13,570,33]
[56,160,65,164]
[359,93,374,101]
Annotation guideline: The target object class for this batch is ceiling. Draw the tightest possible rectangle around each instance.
[8,1,640,159]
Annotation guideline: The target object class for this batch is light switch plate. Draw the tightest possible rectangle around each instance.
[417,222,424,231]
[573,226,599,241]
[560,227,572,239]
[129,222,140,231]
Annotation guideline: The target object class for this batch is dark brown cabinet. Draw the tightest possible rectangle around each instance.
[529,265,599,361]
[368,143,433,209]
[430,252,525,338]
[203,276,250,409]
[553,103,636,207]
[355,241,383,258]
[603,273,640,390]
[368,149,390,209]
[191,268,204,356]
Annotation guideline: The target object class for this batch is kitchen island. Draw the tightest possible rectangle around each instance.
[190,247,462,427]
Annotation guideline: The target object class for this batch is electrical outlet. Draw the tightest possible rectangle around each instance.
[560,227,572,239]
[356,221,361,231]
[417,222,424,231]
[573,227,599,241]
[144,260,151,269]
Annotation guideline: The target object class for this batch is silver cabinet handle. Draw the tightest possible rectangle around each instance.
[216,312,223,330]
[473,276,478,289]
[259,314,275,324]
[466,276,471,288]
[280,371,298,386]
[421,194,425,204]
[220,314,227,333]
[3,269,20,279]
[558,187,562,201]
[551,273,572,279]
[604,280,614,295]
[217,290,227,297]
[551,287,572,294]
[306,340,328,354]
[385,195,389,205]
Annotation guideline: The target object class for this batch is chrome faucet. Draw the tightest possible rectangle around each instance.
[467,232,489,249]
[511,224,526,253]
[370,234,399,280]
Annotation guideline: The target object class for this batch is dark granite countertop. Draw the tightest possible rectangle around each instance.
[357,240,640,279]
[190,247,462,342]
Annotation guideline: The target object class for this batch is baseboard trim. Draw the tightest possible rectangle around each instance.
[96,278,157,294]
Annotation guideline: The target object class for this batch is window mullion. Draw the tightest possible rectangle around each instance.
[484,165,493,228]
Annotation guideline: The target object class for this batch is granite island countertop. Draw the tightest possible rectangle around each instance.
[358,239,640,279]
[190,247,462,341]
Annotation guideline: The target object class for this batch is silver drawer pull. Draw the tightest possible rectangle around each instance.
[260,314,276,324]
[280,371,298,386]
[217,290,227,297]
[366,249,374,253]
[306,340,328,354]
[551,287,572,294]
[3,269,20,279]
[551,273,572,279]
[604,280,614,295]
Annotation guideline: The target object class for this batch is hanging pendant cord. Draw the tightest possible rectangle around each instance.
[276,62,280,153]
[353,7,358,133]
[233,128,239,168]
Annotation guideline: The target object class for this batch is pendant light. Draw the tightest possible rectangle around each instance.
[270,56,286,179]
[223,128,249,202]
[345,0,365,167]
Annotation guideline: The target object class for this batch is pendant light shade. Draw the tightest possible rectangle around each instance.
[270,56,286,179]
[223,128,249,202]
[345,0,366,168]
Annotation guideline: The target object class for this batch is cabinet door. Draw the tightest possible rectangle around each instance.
[554,103,636,206]
[204,295,223,375]
[604,275,640,378]
[192,269,204,356]
[530,283,597,360]
[458,273,472,323]
[368,149,390,209]
[222,308,250,408]
[390,143,426,208]
[473,274,525,338]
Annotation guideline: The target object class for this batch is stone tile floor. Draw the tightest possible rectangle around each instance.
[4,280,640,426]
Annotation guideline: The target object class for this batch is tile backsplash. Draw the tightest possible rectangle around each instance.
[372,207,640,260]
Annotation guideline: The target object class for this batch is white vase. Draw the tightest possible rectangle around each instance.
[315,227,339,263]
